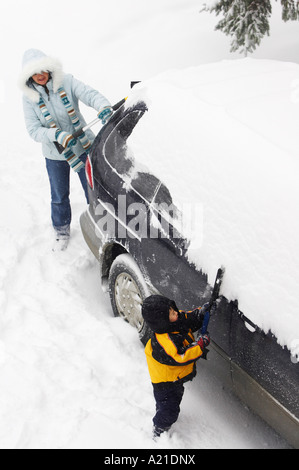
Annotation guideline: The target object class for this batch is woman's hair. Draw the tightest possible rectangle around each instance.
[26,71,52,87]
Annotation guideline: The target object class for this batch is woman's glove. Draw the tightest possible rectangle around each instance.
[55,130,77,149]
[97,106,113,124]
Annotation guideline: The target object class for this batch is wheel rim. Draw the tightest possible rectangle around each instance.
[114,272,144,332]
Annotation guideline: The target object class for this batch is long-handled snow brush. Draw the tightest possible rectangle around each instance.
[54,97,127,154]
[198,266,225,360]
[72,97,127,140]
[201,266,225,336]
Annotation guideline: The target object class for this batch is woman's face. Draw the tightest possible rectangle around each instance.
[31,71,49,86]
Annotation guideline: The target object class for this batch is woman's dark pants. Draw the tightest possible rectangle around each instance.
[45,154,89,234]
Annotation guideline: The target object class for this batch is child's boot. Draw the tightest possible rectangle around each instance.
[152,425,170,440]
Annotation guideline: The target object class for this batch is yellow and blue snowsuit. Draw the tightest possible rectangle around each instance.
[142,295,206,435]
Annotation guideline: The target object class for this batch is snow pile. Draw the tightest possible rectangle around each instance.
[127,58,299,354]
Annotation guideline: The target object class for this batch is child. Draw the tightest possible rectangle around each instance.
[142,295,210,438]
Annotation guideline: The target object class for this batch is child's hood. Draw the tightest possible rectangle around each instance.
[142,295,183,334]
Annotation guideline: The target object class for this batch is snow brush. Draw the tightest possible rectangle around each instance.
[201,266,225,336]
[54,97,127,154]
[72,97,127,140]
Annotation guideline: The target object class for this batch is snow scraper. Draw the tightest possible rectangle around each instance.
[199,267,225,359]
[54,97,127,154]
[201,266,225,335]
[72,98,127,140]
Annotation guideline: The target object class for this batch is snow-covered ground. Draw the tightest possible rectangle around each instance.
[0,0,298,449]
[0,149,290,449]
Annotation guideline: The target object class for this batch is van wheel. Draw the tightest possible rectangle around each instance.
[108,254,151,345]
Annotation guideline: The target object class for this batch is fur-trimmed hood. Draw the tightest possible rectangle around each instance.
[18,49,64,102]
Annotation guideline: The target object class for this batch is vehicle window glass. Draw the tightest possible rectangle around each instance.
[103,111,143,177]
[154,183,173,207]
[130,172,160,203]
[104,110,161,203]
[153,183,182,230]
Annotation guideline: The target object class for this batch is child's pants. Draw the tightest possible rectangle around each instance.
[152,382,185,434]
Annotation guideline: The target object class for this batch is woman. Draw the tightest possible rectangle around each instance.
[19,48,112,251]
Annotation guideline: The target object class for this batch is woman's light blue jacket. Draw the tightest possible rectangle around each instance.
[19,49,110,161]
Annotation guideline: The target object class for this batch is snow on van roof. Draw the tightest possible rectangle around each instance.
[126,58,299,355]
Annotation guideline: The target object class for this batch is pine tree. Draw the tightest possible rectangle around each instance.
[202,0,272,55]
[281,0,299,20]
[202,0,299,55]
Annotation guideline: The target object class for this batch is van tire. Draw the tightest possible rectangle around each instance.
[108,254,151,345]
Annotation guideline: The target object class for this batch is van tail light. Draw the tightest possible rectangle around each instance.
[85,155,94,190]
